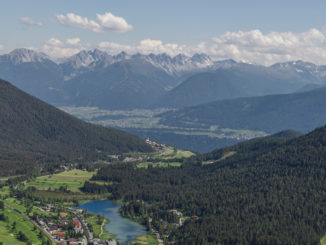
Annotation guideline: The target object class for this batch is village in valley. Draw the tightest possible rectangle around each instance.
[0,139,195,245]
[36,204,117,245]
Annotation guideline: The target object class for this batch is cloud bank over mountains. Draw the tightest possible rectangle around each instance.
[207,28,326,65]
[10,9,326,66]
[38,28,326,65]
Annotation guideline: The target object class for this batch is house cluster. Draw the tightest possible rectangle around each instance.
[123,156,144,162]
[145,138,167,150]
[58,237,86,245]
[37,207,87,244]
[34,204,118,245]
[92,239,117,245]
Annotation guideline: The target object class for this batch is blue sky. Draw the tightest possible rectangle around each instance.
[1,0,326,64]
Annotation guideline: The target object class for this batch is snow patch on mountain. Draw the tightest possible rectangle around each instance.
[3,48,49,64]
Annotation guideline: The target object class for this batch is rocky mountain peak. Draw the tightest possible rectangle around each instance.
[7,48,49,64]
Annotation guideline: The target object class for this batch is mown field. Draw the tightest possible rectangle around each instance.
[156,147,194,160]
[0,205,49,245]
[26,169,96,192]
[129,232,158,245]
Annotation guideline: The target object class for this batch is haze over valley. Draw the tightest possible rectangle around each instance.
[2,48,326,152]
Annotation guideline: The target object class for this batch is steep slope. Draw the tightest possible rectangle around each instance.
[157,63,324,108]
[0,79,152,176]
[0,49,64,103]
[155,70,246,108]
[60,49,114,78]
[203,129,303,162]
[61,58,175,109]
[144,53,213,76]
[159,87,326,134]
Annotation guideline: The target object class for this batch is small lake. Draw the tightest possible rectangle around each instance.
[79,199,147,244]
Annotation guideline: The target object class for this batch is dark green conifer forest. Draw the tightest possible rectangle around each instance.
[0,79,152,176]
[91,127,326,244]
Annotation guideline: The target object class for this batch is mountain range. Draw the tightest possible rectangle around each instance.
[2,48,326,152]
[1,48,326,110]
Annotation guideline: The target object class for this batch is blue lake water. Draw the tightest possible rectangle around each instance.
[79,199,147,244]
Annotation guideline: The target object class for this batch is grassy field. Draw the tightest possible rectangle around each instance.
[217,151,236,161]
[129,232,158,245]
[0,186,10,197]
[175,149,195,159]
[3,195,57,217]
[321,235,326,245]
[24,169,110,201]
[203,151,236,165]
[26,169,96,193]
[0,207,46,244]
[86,214,115,240]
[156,147,194,160]
[137,162,181,169]
[158,147,175,157]
[0,220,25,245]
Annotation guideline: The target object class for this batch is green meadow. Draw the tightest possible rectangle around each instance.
[26,169,96,192]
[0,207,48,244]
[129,232,158,245]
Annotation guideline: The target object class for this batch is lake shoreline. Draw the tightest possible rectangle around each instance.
[79,199,148,245]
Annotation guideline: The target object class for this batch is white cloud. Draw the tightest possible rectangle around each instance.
[20,17,43,27]
[0,44,4,50]
[96,12,133,32]
[98,42,132,53]
[99,39,189,56]
[47,38,63,46]
[66,38,81,46]
[56,13,102,33]
[56,12,132,33]
[205,28,326,65]
[42,37,86,58]
[40,28,326,65]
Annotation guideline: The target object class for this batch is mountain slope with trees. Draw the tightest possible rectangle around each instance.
[0,79,152,176]
[159,86,326,134]
[156,63,326,108]
[92,126,326,244]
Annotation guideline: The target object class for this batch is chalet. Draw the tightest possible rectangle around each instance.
[72,218,82,233]
[68,238,78,244]
[56,231,65,240]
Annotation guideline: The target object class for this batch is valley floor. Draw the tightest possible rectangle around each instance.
[60,106,267,152]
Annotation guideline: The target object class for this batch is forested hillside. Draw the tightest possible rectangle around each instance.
[0,79,152,176]
[92,126,326,244]
[159,86,326,133]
